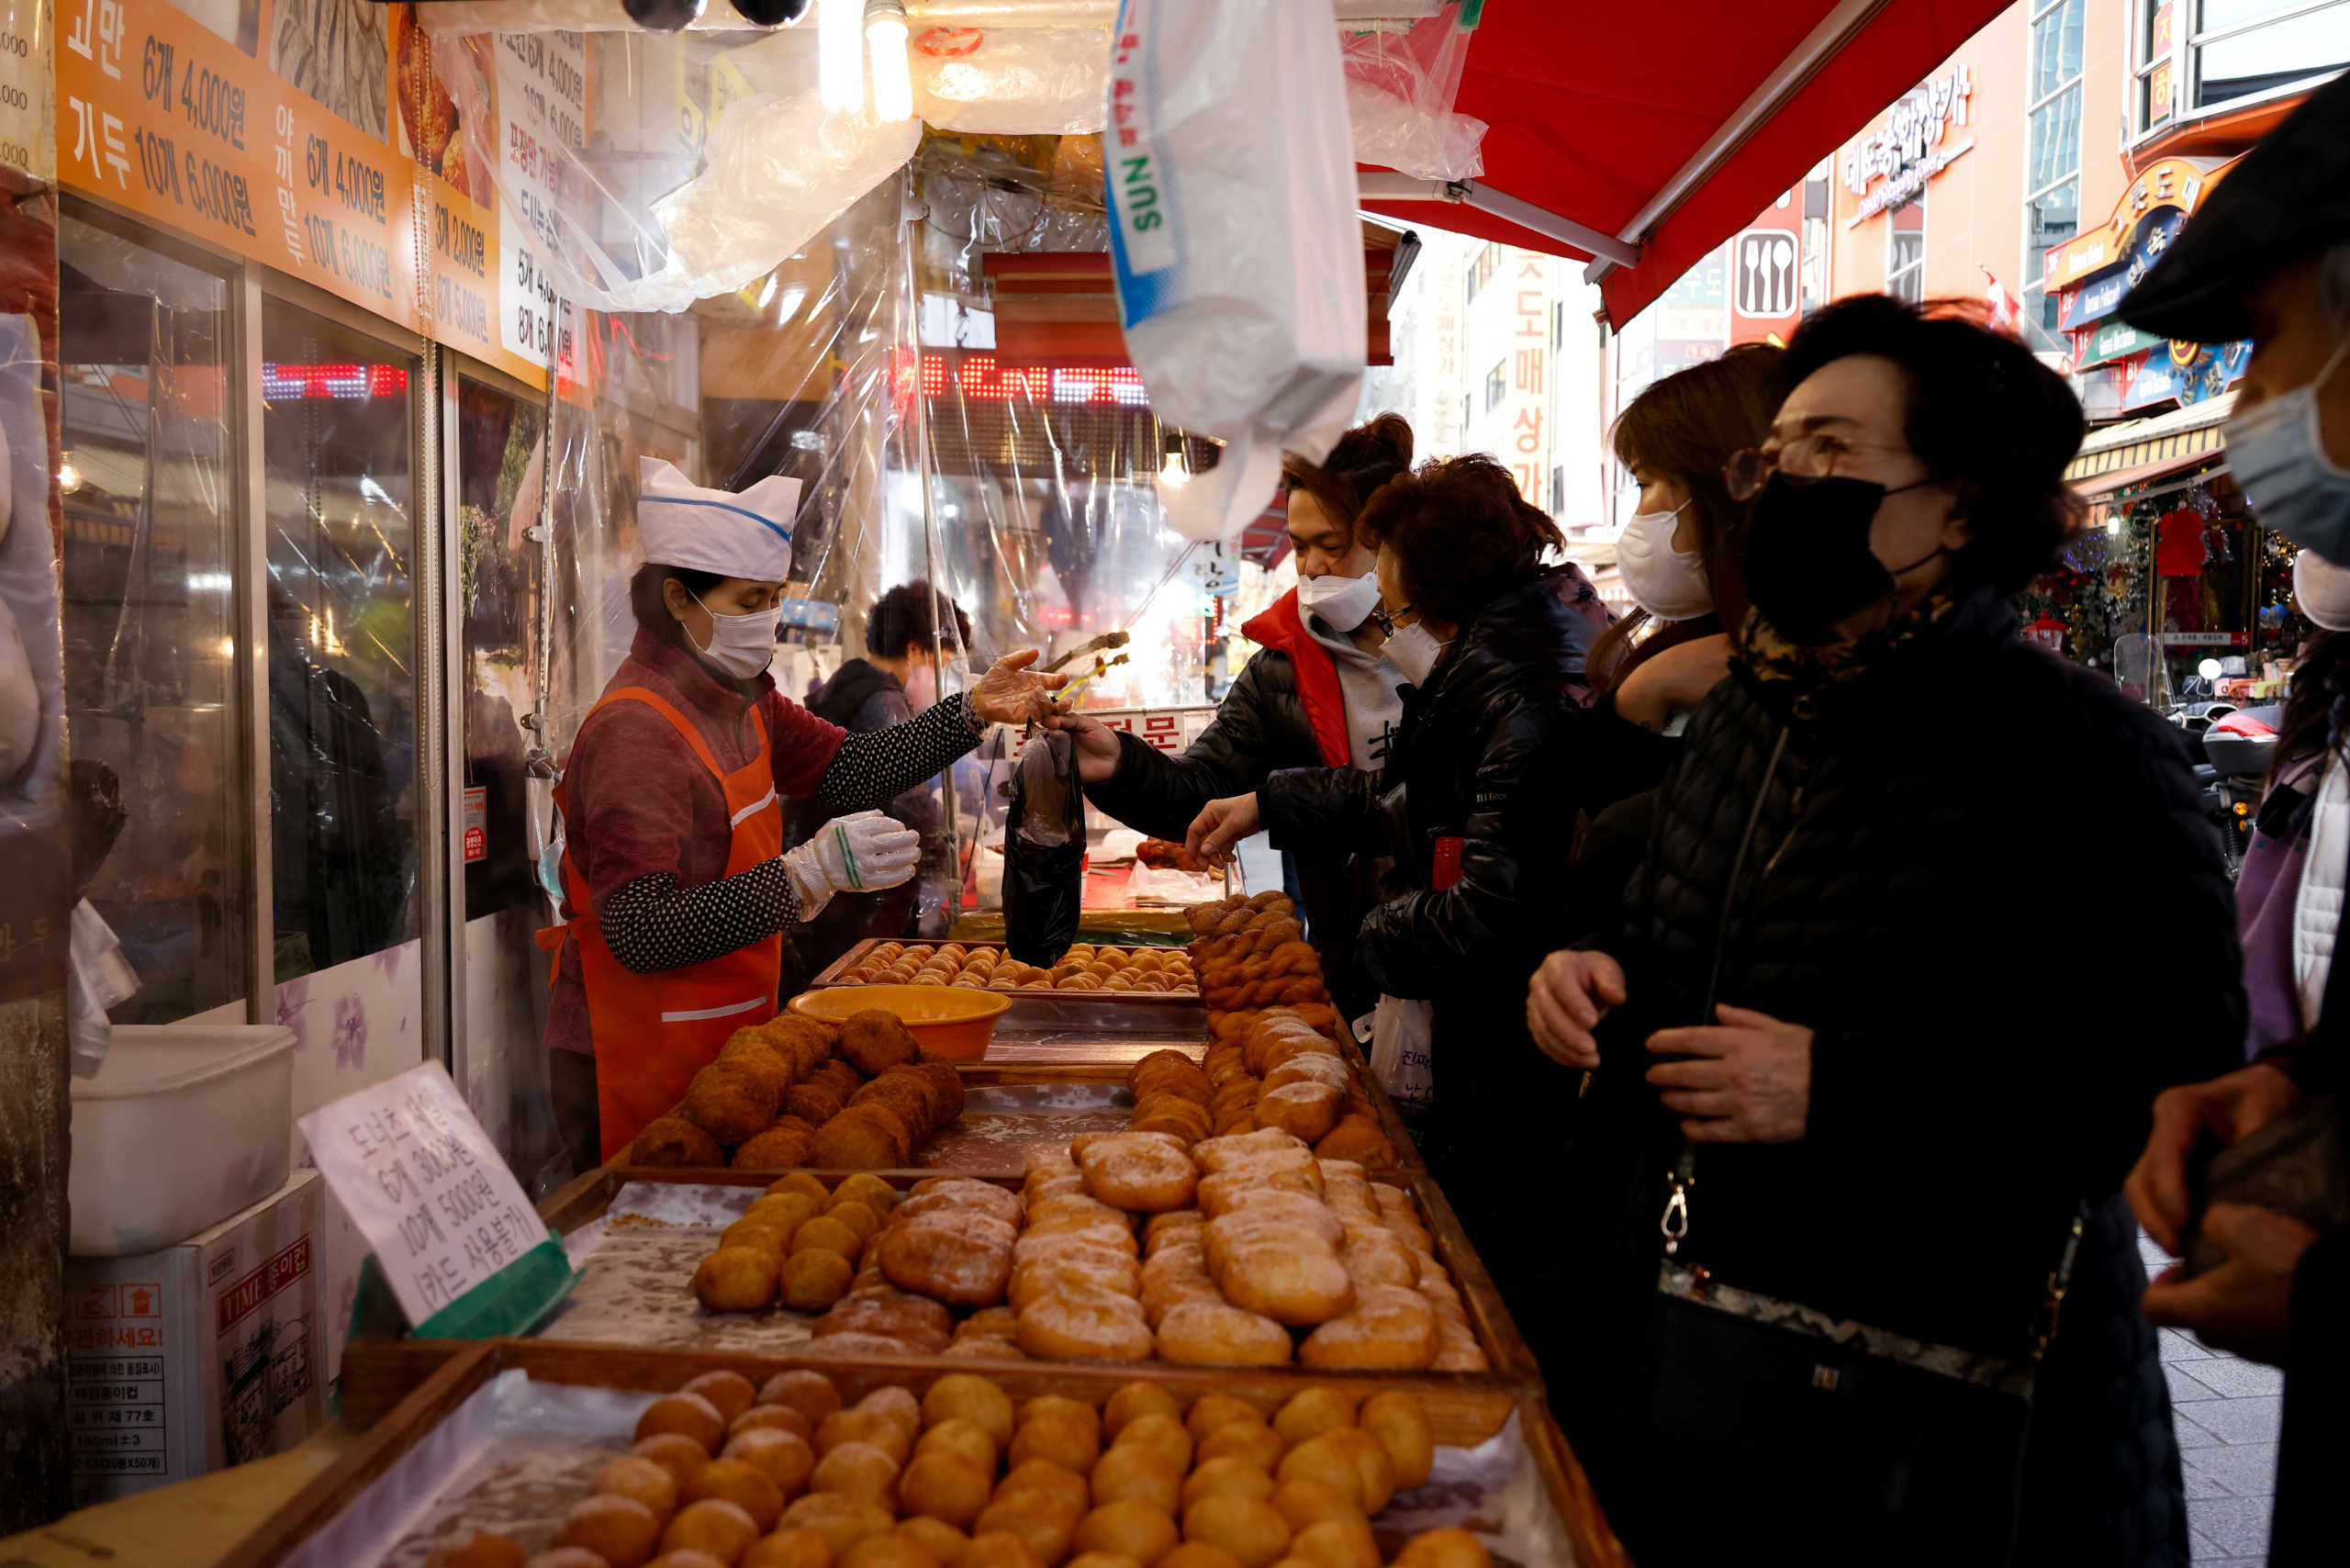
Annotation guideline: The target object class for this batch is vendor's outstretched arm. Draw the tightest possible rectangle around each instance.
[817,692,986,812]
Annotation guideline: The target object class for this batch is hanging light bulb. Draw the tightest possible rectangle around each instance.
[1159,450,1190,490]
[818,0,865,114]
[57,456,81,494]
[865,0,912,123]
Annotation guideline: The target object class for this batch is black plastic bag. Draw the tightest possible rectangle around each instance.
[1003,729,1084,966]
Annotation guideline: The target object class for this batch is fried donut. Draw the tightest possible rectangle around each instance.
[781,1248,857,1311]
[684,1457,786,1530]
[1212,1247,1354,1327]
[819,1409,916,1466]
[639,1393,729,1450]
[813,1106,913,1170]
[1390,1530,1490,1568]
[1180,1496,1290,1568]
[895,1518,969,1568]
[1072,1502,1177,1566]
[964,1533,1049,1568]
[899,1451,993,1529]
[1194,1421,1285,1473]
[598,1454,684,1523]
[878,1211,1018,1306]
[788,1083,851,1125]
[685,1060,785,1148]
[634,1117,725,1169]
[733,1123,818,1170]
[555,1495,663,1566]
[1296,1284,1438,1370]
[839,1009,920,1075]
[1014,1290,1155,1362]
[1090,1443,1182,1515]
[1154,1302,1294,1366]
[896,1181,1024,1228]
[723,1426,817,1498]
[632,1433,714,1492]
[696,1247,781,1312]
[677,1371,757,1425]
[814,1292,955,1353]
[783,1494,901,1558]
[1181,1458,1276,1509]
[1075,1133,1199,1213]
[746,1531,837,1568]
[811,1439,903,1508]
[971,1488,1081,1568]
[923,1372,1018,1445]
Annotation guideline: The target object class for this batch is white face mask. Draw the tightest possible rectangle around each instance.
[2295,546,2350,632]
[1296,569,1383,631]
[691,592,781,679]
[1385,622,1449,686]
[1615,503,1714,622]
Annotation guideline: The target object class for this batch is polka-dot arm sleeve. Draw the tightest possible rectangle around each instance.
[817,692,986,813]
[599,864,803,974]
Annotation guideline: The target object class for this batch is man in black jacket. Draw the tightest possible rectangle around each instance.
[2114,72,2350,1568]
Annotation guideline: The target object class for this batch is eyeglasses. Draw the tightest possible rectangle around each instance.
[1722,434,1924,501]
[1369,603,1414,636]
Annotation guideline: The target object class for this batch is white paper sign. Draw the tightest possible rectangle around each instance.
[0,2,54,181]
[493,28,583,379]
[297,1061,552,1327]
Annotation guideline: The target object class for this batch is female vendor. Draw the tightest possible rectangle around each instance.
[546,460,1062,1166]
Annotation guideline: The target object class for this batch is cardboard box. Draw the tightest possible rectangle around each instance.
[65,1170,326,1506]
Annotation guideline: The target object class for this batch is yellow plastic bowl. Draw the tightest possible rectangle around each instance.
[789,985,1012,1062]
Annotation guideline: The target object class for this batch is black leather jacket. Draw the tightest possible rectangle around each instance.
[1258,570,1594,1126]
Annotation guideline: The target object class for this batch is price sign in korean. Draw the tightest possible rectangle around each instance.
[298,1061,551,1327]
[493,28,583,383]
[0,2,50,179]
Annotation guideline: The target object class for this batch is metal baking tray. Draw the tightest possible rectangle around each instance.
[809,937,1203,1036]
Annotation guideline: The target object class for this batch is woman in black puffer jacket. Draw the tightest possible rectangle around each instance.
[1528,297,2244,1567]
[1185,454,1595,1332]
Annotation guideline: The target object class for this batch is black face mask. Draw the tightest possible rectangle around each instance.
[1741,472,1943,643]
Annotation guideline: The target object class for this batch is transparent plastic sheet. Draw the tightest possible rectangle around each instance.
[1340,9,1485,182]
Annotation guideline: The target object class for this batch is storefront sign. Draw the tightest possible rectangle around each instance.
[490,31,584,384]
[2124,339,2251,410]
[1842,66,1973,227]
[1729,196,1801,345]
[1505,254,1551,502]
[2075,316,2165,371]
[0,2,51,179]
[2045,157,2222,291]
[2057,209,2187,332]
[461,787,487,865]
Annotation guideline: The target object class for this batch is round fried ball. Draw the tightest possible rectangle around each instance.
[833,1173,901,1213]
[916,1417,999,1477]
[899,1451,994,1529]
[528,1551,619,1568]
[555,1494,663,1568]
[685,1457,786,1531]
[639,1393,728,1451]
[1067,1557,1144,1568]
[749,1193,822,1235]
[722,1220,792,1259]
[962,1533,1047,1568]
[1270,1442,1359,1513]
[733,1404,815,1443]
[1287,1519,1377,1568]
[994,1459,1091,1519]
[598,1454,683,1524]
[661,1498,760,1563]
[681,1371,759,1426]
[971,1488,1080,1568]
[769,1172,833,1204]
[1266,1483,1361,1534]
[1072,1501,1177,1565]
[1157,1548,1245,1568]
[856,1386,923,1440]
[1268,1391,1355,1449]
[1008,1412,1098,1475]
[1389,1530,1489,1568]
[842,1540,940,1568]
[1181,1397,1259,1447]
[647,1553,731,1568]
[1181,1460,1274,1511]
[761,1369,844,1423]
[1109,1415,1190,1475]
[1180,1497,1290,1568]
[792,1216,864,1258]
[783,1494,900,1558]
[827,1202,883,1246]
[1193,1423,1282,1473]
[780,1249,856,1312]
[1101,1385,1181,1441]
[431,1531,526,1568]
[1089,1446,1181,1515]
[897,1518,970,1568]
[923,1374,1017,1448]
[1018,1397,1102,1449]
[812,1439,902,1507]
[818,1409,913,1466]
[745,1530,835,1568]
[1318,1431,1393,1516]
[1355,1394,1433,1491]
[722,1427,816,1498]
[697,1248,780,1313]
[633,1433,714,1492]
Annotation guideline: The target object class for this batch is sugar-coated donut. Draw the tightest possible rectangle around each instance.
[922,1373,1016,1447]
[1075,1133,1199,1214]
[880,1212,1017,1307]
[638,1393,728,1450]
[1072,1500,1178,1565]
[897,1180,1024,1228]
[1355,1393,1434,1490]
[745,1529,837,1568]
[1213,1249,1353,1327]
[1180,1496,1291,1568]
[1153,1303,1293,1367]
[1089,1444,1182,1515]
[722,1427,816,1498]
[1296,1285,1437,1371]
[899,1450,996,1529]
[1015,1293,1154,1363]
[555,1494,663,1567]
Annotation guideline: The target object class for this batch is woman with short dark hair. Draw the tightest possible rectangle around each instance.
[1185,452,1595,1338]
[1527,296,2244,1562]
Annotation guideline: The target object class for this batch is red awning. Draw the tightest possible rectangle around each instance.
[1359,0,2012,325]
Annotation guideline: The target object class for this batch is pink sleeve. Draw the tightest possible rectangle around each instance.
[764,692,847,795]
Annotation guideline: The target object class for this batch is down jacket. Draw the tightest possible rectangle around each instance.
[1571,585,2244,1565]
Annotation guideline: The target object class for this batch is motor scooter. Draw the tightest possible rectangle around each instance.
[2201,704,2279,876]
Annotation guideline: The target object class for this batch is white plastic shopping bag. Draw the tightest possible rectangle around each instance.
[1356,994,1434,1117]
[1107,0,1366,542]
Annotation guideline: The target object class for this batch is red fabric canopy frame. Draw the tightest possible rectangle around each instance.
[1360,0,2010,324]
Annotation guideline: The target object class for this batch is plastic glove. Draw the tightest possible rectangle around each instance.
[781,810,921,919]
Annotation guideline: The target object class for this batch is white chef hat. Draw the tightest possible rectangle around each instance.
[637,456,800,582]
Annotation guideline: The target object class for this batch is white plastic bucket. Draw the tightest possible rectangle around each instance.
[69,1024,297,1256]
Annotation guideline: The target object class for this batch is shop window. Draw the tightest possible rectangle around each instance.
[1888,199,1927,305]
[262,301,420,980]
[1466,243,1499,305]
[456,375,547,920]
[2024,0,2085,352]
[1483,358,1505,413]
[58,218,248,1023]
[2137,0,2350,136]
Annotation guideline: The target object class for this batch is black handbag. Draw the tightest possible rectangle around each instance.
[1642,729,2083,1563]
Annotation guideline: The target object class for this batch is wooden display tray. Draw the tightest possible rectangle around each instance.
[811,938,1204,1036]
[231,1341,1628,1568]
[339,1167,1538,1443]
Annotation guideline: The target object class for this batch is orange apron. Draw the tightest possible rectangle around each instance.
[544,687,785,1160]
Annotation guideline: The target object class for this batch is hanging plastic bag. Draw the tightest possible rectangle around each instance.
[1002,730,1085,967]
[1355,994,1434,1117]
[69,900,139,1080]
[1341,10,1488,183]
[912,27,1108,134]
[1108,0,1365,542]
